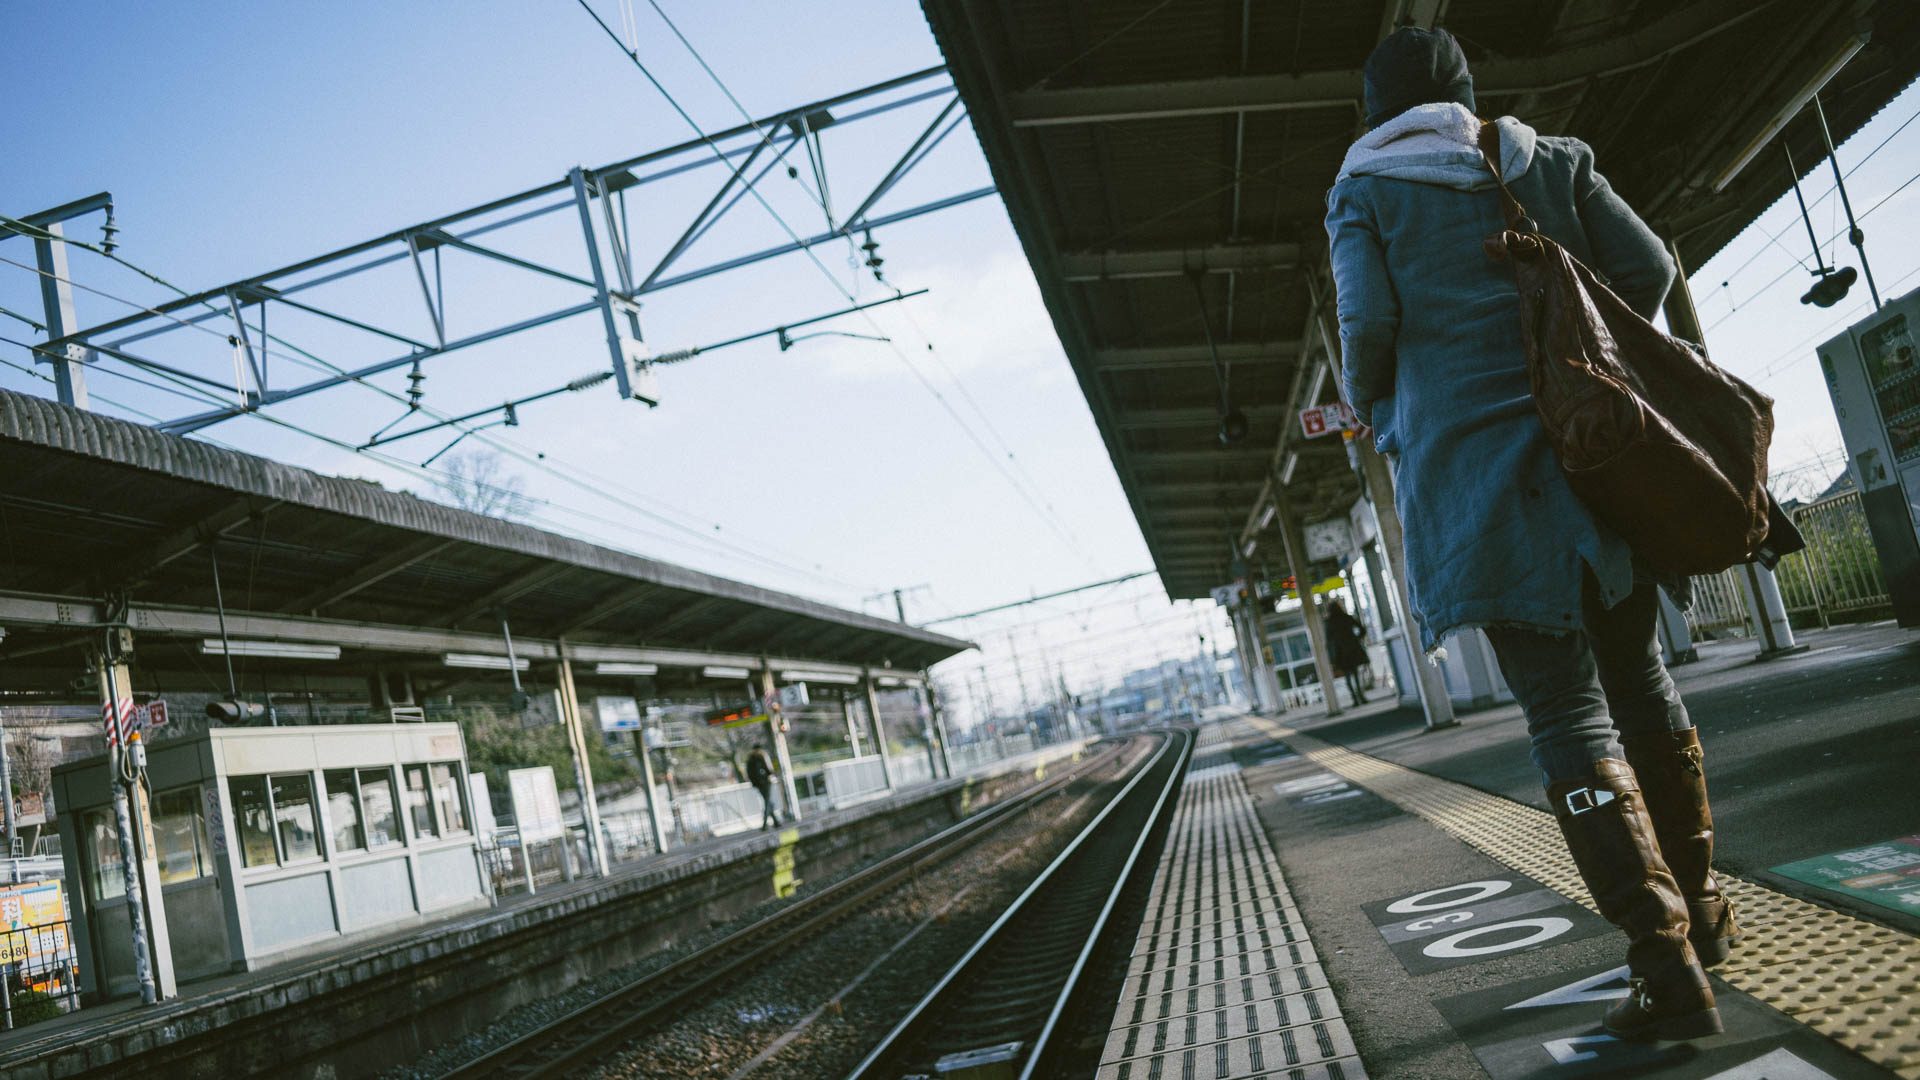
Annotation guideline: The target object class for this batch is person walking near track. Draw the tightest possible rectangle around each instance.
[1324,26,1734,1041]
[746,746,780,831]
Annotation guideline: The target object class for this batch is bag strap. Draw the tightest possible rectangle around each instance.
[1476,121,1536,234]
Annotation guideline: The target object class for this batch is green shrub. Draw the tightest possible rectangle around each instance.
[9,988,63,1025]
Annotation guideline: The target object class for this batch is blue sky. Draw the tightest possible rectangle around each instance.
[4,4,1916,718]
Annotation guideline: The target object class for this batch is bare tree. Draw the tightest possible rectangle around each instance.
[434,451,535,522]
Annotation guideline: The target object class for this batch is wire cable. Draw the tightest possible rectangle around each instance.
[588,0,1098,567]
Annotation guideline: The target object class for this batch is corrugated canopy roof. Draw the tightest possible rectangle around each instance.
[925,0,1920,598]
[0,390,972,676]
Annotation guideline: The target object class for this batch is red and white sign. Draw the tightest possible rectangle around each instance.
[1299,402,1358,438]
[141,700,169,730]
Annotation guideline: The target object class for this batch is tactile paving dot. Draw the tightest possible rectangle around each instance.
[1250,716,1920,1075]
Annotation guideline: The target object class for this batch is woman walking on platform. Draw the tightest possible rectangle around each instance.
[1325,27,1736,1041]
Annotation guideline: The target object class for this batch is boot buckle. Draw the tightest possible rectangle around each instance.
[1681,745,1703,775]
[1563,786,1618,815]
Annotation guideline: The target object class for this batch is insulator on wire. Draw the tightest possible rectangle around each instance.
[406,360,426,410]
[99,207,120,255]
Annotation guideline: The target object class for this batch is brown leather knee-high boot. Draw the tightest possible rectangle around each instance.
[1548,760,1721,1041]
[1621,728,1739,966]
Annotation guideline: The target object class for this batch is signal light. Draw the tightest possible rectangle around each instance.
[1800,265,1856,308]
[205,700,267,724]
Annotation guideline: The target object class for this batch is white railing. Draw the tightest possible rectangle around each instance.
[823,755,891,807]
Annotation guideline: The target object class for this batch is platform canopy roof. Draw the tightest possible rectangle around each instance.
[0,390,971,685]
[924,0,1920,598]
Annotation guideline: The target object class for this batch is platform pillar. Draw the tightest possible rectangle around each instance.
[758,666,802,822]
[93,631,175,1002]
[863,671,898,791]
[1271,492,1344,719]
[553,646,606,877]
[1738,561,1809,659]
[1655,585,1698,665]
[921,673,954,779]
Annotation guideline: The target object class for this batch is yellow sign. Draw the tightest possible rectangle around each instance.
[0,880,71,968]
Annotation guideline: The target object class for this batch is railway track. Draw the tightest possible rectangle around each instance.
[435,738,1136,1080]
[844,726,1192,1080]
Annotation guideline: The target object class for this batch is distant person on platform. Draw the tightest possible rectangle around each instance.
[1321,599,1371,704]
[1326,27,1729,1041]
[746,747,779,831]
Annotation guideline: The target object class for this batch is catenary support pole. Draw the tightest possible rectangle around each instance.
[862,671,898,790]
[1270,492,1344,718]
[32,224,89,409]
[553,645,606,876]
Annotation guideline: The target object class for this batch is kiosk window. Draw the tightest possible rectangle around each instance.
[324,770,365,854]
[430,763,468,835]
[229,775,278,868]
[271,774,320,863]
[152,786,210,883]
[359,768,400,847]
[403,764,436,839]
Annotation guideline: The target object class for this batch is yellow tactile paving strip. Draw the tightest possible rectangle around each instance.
[1098,725,1368,1080]
[1246,716,1920,1078]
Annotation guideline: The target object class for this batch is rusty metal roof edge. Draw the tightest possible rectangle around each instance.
[0,389,974,657]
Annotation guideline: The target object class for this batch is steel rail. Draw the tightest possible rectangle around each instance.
[435,738,1132,1080]
[843,726,1193,1080]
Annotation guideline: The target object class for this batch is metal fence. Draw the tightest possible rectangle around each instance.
[1772,490,1891,625]
[1685,489,1891,638]
[1,920,82,1027]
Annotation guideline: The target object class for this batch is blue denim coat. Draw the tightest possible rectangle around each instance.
[1325,107,1675,651]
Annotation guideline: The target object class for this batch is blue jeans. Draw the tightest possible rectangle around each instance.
[1484,575,1692,787]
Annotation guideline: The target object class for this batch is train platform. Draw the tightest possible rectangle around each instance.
[1130,619,1917,1079]
[0,738,1090,1080]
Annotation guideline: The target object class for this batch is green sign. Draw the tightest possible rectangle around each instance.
[1770,835,1920,918]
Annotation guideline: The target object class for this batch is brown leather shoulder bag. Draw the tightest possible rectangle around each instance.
[1476,122,1799,575]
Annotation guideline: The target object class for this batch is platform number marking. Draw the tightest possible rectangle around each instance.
[1364,874,1608,975]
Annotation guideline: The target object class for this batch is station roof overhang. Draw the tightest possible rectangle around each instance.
[923,0,1920,598]
[0,390,971,690]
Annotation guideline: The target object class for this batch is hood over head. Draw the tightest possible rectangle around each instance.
[1334,102,1537,190]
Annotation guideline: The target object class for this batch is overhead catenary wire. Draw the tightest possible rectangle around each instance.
[575,0,1100,569]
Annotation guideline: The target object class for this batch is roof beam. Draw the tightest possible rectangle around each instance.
[283,537,454,615]
[1009,0,1759,127]
[444,562,573,627]
[1059,242,1300,281]
[1113,404,1285,430]
[1090,340,1300,371]
[109,496,273,590]
[643,596,729,641]
[553,581,656,637]
[1125,449,1275,467]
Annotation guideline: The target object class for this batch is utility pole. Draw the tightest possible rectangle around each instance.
[0,720,14,857]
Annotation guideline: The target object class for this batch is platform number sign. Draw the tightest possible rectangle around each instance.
[1362,874,1607,975]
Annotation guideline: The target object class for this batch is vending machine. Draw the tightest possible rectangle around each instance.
[1816,289,1920,626]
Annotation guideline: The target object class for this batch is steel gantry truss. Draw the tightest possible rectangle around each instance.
[3,66,988,443]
